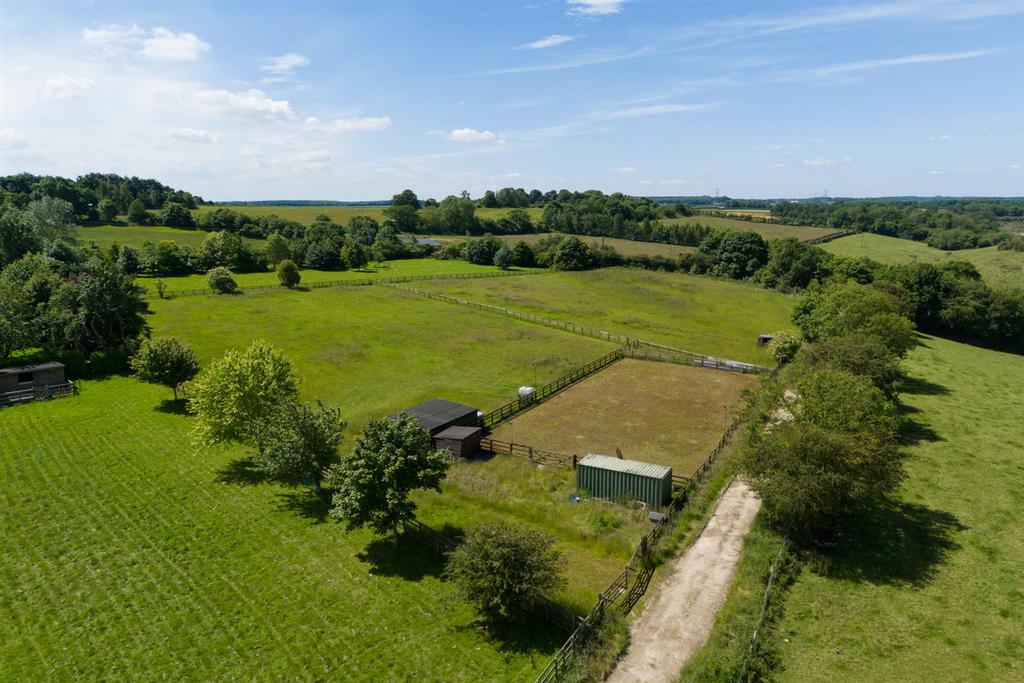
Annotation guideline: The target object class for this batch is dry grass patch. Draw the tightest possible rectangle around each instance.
[491,359,759,475]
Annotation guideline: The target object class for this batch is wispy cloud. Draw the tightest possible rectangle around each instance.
[82,24,210,61]
[803,157,852,167]
[568,0,627,16]
[611,166,636,173]
[590,100,726,121]
[518,34,578,50]
[441,128,500,142]
[476,47,651,76]
[191,88,295,120]
[0,128,29,150]
[169,128,222,143]
[45,74,97,100]
[305,115,392,132]
[930,133,954,141]
[261,53,310,82]
[793,49,994,80]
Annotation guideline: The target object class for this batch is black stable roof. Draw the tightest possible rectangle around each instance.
[0,362,65,377]
[397,398,479,432]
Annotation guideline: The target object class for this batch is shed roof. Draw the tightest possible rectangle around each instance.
[397,398,479,432]
[435,425,482,439]
[579,453,671,479]
[0,362,65,377]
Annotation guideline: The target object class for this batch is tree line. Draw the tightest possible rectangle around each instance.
[0,172,203,219]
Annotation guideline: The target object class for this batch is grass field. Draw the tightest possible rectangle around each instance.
[683,334,1024,681]
[491,359,758,475]
[79,224,254,250]
[411,268,797,364]
[661,216,842,242]
[426,233,697,259]
[193,204,545,225]
[1,283,673,679]
[823,233,1024,289]
[136,258,528,293]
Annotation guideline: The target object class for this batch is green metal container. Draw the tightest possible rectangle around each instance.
[576,454,672,509]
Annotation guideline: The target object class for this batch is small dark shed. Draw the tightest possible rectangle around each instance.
[0,362,67,393]
[757,334,775,346]
[434,425,483,458]
[396,398,481,435]
[576,454,673,509]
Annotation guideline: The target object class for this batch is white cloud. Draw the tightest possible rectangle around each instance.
[142,28,211,61]
[568,0,626,16]
[798,49,993,80]
[305,115,393,132]
[591,100,726,120]
[930,133,954,141]
[82,24,210,61]
[611,166,636,173]
[640,178,687,185]
[282,149,330,171]
[81,24,144,54]
[263,53,311,74]
[191,88,295,120]
[771,162,787,168]
[803,157,852,166]
[169,127,221,143]
[0,128,29,150]
[518,34,578,50]
[45,74,97,100]
[445,128,499,142]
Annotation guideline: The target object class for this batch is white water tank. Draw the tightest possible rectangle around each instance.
[518,386,536,398]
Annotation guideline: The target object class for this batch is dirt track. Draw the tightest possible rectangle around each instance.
[606,480,762,683]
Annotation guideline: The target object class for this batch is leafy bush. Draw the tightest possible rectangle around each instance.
[276,259,300,288]
[206,267,238,294]
[130,336,200,400]
[445,523,566,623]
[766,331,801,365]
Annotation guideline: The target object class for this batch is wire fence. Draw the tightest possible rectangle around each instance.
[142,268,533,299]
[735,539,790,682]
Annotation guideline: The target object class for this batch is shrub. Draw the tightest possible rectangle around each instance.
[276,259,300,288]
[493,243,513,269]
[207,266,238,294]
[130,336,200,400]
[767,331,801,365]
[445,523,566,623]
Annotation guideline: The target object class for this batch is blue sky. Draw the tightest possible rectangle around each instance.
[1,0,1022,200]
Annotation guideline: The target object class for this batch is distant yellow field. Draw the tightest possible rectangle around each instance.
[193,204,544,225]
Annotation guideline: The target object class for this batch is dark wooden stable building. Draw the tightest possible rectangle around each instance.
[395,398,483,458]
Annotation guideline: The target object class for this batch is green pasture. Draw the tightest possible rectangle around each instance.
[412,268,797,363]
[136,258,526,293]
[682,335,1024,681]
[78,224,247,250]
[1,283,677,679]
[193,204,545,225]
[660,216,842,242]
[823,232,1024,289]
[426,233,697,259]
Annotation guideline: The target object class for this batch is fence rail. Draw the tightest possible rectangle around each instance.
[535,411,745,683]
[0,380,76,408]
[482,349,625,428]
[143,268,533,299]
[479,437,577,469]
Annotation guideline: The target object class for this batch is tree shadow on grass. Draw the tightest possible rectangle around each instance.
[898,413,943,446]
[356,534,449,581]
[155,398,190,415]
[812,499,968,588]
[214,458,272,486]
[276,487,332,524]
[456,614,568,658]
[900,375,951,396]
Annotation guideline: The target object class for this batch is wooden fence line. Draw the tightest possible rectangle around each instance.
[481,348,626,429]
[735,539,790,682]
[142,268,532,299]
[0,381,76,408]
[534,412,745,683]
[380,282,769,375]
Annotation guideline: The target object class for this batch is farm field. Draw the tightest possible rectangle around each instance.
[411,268,797,364]
[193,204,544,225]
[823,232,1024,289]
[490,359,759,475]
[136,258,528,293]
[0,379,585,680]
[427,232,697,259]
[660,215,842,242]
[685,335,1024,681]
[78,224,254,250]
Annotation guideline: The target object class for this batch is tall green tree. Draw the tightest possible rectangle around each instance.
[130,336,201,400]
[391,189,421,209]
[97,198,118,221]
[328,413,450,543]
[23,197,78,246]
[189,341,299,455]
[793,282,917,357]
[264,232,292,265]
[127,198,149,225]
[258,401,346,492]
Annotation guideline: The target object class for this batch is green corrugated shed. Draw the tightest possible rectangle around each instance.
[576,454,672,509]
